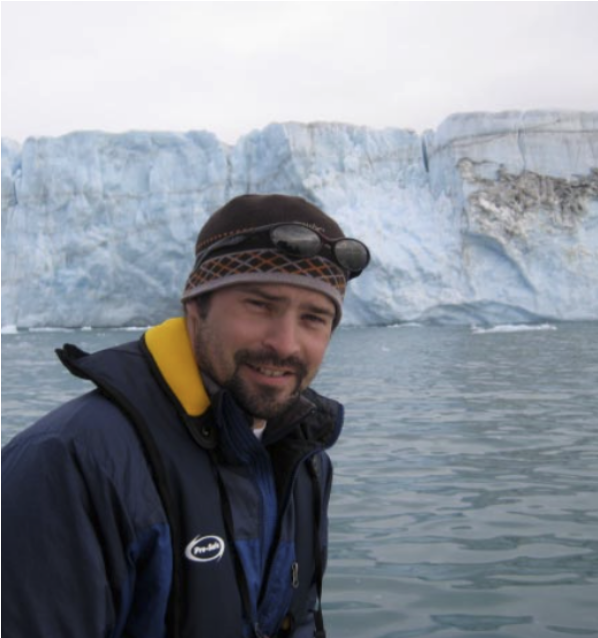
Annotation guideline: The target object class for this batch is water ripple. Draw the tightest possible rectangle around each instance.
[3,324,598,636]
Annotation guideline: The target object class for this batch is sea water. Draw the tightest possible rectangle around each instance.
[2,323,598,637]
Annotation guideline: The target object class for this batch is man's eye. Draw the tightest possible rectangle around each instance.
[304,314,327,326]
[247,298,268,309]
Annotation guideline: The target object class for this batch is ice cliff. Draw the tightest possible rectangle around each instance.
[2,110,597,328]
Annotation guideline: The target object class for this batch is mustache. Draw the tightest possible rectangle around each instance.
[235,349,308,379]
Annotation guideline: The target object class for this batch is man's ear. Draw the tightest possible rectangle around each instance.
[184,300,201,345]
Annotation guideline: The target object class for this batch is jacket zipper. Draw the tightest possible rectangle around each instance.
[257,447,321,609]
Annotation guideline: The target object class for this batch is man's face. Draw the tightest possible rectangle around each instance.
[186,283,336,420]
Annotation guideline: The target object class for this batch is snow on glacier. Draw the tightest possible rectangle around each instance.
[2,110,597,328]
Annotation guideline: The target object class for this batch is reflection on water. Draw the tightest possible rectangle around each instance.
[3,323,598,637]
[316,324,598,637]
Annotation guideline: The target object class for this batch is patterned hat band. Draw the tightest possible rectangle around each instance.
[182,248,347,322]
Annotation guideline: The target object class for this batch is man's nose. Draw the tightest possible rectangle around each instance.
[262,313,301,359]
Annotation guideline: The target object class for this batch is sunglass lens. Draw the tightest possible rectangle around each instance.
[334,239,370,272]
[270,225,322,257]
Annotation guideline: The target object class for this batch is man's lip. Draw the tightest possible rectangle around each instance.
[244,362,296,381]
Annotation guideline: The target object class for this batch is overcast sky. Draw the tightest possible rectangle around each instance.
[2,1,597,145]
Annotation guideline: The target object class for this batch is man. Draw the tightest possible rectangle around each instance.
[2,194,370,638]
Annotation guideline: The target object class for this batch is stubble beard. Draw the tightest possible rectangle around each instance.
[192,325,308,420]
[227,349,308,419]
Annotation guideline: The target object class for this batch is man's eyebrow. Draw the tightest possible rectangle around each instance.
[240,286,284,301]
[301,302,335,318]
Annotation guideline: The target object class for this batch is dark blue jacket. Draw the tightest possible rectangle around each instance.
[2,319,343,638]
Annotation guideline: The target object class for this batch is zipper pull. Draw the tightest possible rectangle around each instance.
[291,561,300,588]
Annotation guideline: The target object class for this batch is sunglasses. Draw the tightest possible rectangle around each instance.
[194,223,370,277]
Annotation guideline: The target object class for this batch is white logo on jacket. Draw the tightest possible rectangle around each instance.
[185,535,226,563]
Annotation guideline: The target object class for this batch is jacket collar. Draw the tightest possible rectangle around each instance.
[143,317,342,449]
[144,317,210,417]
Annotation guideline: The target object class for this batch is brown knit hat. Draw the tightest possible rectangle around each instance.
[182,194,365,324]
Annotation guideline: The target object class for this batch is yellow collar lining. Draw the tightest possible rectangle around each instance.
[144,318,210,417]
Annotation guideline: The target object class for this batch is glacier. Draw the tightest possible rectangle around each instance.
[2,110,597,329]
